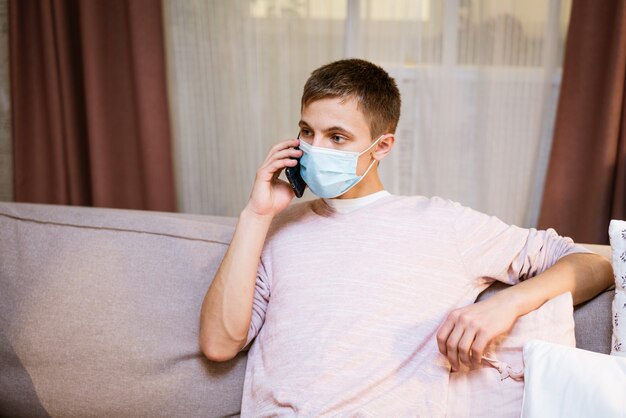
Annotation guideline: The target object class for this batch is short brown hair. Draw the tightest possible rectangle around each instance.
[301,59,401,139]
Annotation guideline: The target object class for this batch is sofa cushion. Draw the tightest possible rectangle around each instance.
[478,281,613,354]
[0,203,244,418]
[448,292,575,418]
[572,288,613,354]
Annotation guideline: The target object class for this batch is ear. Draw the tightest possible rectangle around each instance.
[372,134,395,161]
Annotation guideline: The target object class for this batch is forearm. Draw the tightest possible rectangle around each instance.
[438,251,613,371]
[494,253,614,318]
[199,207,273,360]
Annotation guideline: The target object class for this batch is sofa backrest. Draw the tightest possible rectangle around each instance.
[0,203,244,417]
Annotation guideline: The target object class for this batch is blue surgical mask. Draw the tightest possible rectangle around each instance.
[299,135,385,198]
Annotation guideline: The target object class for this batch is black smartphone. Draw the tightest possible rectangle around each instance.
[285,133,306,198]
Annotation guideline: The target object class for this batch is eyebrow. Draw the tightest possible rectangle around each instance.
[298,120,355,137]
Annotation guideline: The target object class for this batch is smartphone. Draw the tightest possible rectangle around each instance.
[285,133,306,198]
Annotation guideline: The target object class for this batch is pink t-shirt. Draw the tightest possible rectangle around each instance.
[239,194,589,417]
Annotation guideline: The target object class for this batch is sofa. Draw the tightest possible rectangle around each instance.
[0,202,614,417]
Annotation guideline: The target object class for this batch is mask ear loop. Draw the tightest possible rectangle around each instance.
[355,133,391,181]
[327,133,392,197]
[358,158,379,179]
[358,133,388,157]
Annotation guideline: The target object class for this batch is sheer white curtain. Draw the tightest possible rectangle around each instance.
[0,0,12,202]
[164,0,571,227]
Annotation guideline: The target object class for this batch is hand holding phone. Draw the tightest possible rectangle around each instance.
[285,134,307,198]
[245,138,303,219]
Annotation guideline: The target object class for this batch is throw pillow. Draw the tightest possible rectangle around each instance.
[609,219,626,357]
[521,339,626,418]
[447,292,575,418]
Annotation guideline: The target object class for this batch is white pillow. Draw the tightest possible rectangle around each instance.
[521,340,626,418]
[609,219,626,356]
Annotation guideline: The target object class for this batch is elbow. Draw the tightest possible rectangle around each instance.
[199,336,241,363]
[581,252,613,283]
[595,255,615,288]
[202,347,237,363]
[571,253,615,304]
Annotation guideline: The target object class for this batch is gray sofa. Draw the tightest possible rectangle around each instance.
[0,202,614,417]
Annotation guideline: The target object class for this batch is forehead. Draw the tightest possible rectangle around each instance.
[300,96,370,134]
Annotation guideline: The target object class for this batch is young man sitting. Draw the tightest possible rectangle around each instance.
[199,58,613,416]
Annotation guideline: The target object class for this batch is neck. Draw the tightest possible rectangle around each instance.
[335,167,384,199]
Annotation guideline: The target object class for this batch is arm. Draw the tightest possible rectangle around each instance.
[437,252,613,371]
[199,138,302,362]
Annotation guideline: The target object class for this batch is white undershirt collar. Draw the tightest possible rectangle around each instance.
[322,190,391,214]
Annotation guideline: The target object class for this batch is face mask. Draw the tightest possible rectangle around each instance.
[299,135,385,198]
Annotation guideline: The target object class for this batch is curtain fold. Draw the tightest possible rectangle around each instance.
[9,0,176,211]
[538,0,626,244]
[0,0,11,202]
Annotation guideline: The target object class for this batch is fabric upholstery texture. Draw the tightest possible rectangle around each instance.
[0,202,243,417]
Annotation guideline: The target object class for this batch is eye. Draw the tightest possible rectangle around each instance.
[330,135,346,144]
[299,128,313,137]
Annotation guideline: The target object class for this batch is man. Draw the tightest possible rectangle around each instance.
[199,59,613,416]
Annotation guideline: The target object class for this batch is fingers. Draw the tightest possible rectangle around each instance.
[457,330,476,370]
[470,333,489,369]
[271,159,294,182]
[437,310,487,371]
[269,147,302,165]
[444,323,465,372]
[257,140,302,182]
[438,298,519,372]
[259,158,297,183]
[263,139,300,164]
[436,316,454,358]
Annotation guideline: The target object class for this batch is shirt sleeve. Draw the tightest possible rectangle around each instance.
[239,257,271,351]
[454,204,592,285]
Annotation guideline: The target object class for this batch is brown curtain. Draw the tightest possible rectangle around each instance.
[538,0,626,244]
[9,0,176,211]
